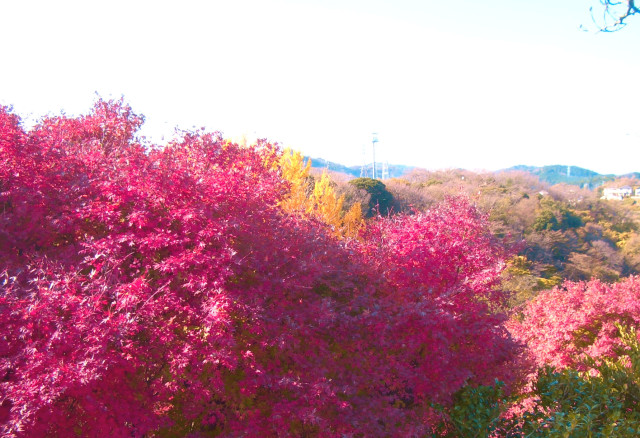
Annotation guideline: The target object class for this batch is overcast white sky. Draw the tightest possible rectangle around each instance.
[1,0,639,174]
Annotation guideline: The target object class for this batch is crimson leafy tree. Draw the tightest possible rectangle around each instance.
[511,276,640,371]
[1,99,517,436]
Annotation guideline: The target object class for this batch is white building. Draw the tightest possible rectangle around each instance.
[602,186,633,200]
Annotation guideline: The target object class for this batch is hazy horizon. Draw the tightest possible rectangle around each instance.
[308,155,639,177]
[1,0,639,175]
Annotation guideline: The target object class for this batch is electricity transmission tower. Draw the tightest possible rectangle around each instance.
[381,160,389,180]
[360,133,383,179]
[372,133,378,179]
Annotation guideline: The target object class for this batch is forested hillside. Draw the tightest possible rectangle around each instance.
[503,164,614,187]
[381,169,640,305]
[323,167,640,305]
[3,100,640,437]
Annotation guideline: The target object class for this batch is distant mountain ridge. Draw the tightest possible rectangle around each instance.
[503,165,640,187]
[306,156,414,179]
[305,157,639,187]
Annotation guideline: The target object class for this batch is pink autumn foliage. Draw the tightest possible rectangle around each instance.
[358,201,516,400]
[510,276,640,371]
[1,99,517,437]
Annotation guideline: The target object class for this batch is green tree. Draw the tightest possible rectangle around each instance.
[439,326,640,437]
[532,198,582,232]
[513,326,640,437]
[348,177,394,217]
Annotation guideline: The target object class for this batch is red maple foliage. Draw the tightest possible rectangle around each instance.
[1,99,517,436]
[510,276,640,372]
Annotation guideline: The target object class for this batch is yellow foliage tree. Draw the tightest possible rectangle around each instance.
[342,202,364,239]
[278,149,364,238]
[308,172,344,230]
[278,148,312,213]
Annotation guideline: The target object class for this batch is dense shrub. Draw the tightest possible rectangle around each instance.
[510,276,640,370]
[348,177,394,216]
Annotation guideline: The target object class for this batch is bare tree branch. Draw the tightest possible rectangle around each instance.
[596,0,640,31]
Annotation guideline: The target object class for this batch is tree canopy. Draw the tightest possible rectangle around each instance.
[0,99,517,436]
